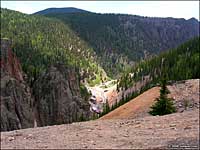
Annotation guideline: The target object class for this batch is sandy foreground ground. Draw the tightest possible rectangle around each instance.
[1,109,199,149]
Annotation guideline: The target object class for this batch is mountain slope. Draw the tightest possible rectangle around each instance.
[101,79,199,120]
[40,11,199,77]
[34,7,90,15]
[0,38,94,131]
[33,64,92,127]
[100,87,160,120]
[1,9,103,131]
[117,37,200,92]
[94,37,199,117]
[1,8,107,86]
[1,39,34,131]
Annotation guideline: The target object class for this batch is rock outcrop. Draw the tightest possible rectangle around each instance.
[1,39,34,131]
[1,39,92,131]
[33,64,91,127]
[0,39,23,81]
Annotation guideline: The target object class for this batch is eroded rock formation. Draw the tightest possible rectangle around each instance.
[33,64,91,127]
[1,39,91,131]
[1,39,34,131]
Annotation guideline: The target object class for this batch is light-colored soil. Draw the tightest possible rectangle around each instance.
[167,79,199,112]
[100,79,199,120]
[100,87,160,120]
[1,110,199,149]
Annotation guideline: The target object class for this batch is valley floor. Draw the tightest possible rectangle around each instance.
[1,109,199,149]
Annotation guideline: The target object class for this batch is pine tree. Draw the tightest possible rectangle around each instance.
[149,77,176,116]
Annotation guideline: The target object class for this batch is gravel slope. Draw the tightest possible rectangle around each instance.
[1,109,199,149]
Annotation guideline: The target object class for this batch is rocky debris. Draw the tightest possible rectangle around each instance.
[1,109,199,149]
[33,64,91,127]
[167,79,199,112]
[1,39,34,131]
[7,136,15,141]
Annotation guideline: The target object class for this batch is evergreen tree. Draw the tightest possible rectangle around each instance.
[149,77,176,116]
[79,113,86,121]
[105,99,110,113]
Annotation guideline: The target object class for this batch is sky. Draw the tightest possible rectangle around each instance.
[1,1,199,20]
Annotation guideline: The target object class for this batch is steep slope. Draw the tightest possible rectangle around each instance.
[33,64,91,127]
[100,79,199,120]
[0,38,94,131]
[1,8,107,86]
[117,37,199,92]
[1,39,34,131]
[34,7,90,15]
[41,11,199,77]
[96,38,199,117]
[1,39,23,81]
[100,87,160,120]
[1,110,199,149]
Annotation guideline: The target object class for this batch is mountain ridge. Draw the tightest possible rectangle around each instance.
[41,9,199,77]
[33,7,91,15]
[1,8,107,86]
[34,7,200,21]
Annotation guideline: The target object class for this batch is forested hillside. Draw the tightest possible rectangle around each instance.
[41,11,199,77]
[96,37,199,117]
[1,8,107,86]
[2,8,198,83]
[117,37,200,91]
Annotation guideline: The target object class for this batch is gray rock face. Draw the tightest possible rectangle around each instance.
[33,64,91,127]
[0,75,34,131]
[1,39,34,131]
[1,39,92,131]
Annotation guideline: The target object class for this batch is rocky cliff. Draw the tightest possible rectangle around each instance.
[1,39,23,81]
[33,64,91,127]
[1,39,91,131]
[1,39,34,131]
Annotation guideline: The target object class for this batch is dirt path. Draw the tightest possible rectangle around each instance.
[1,110,199,149]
